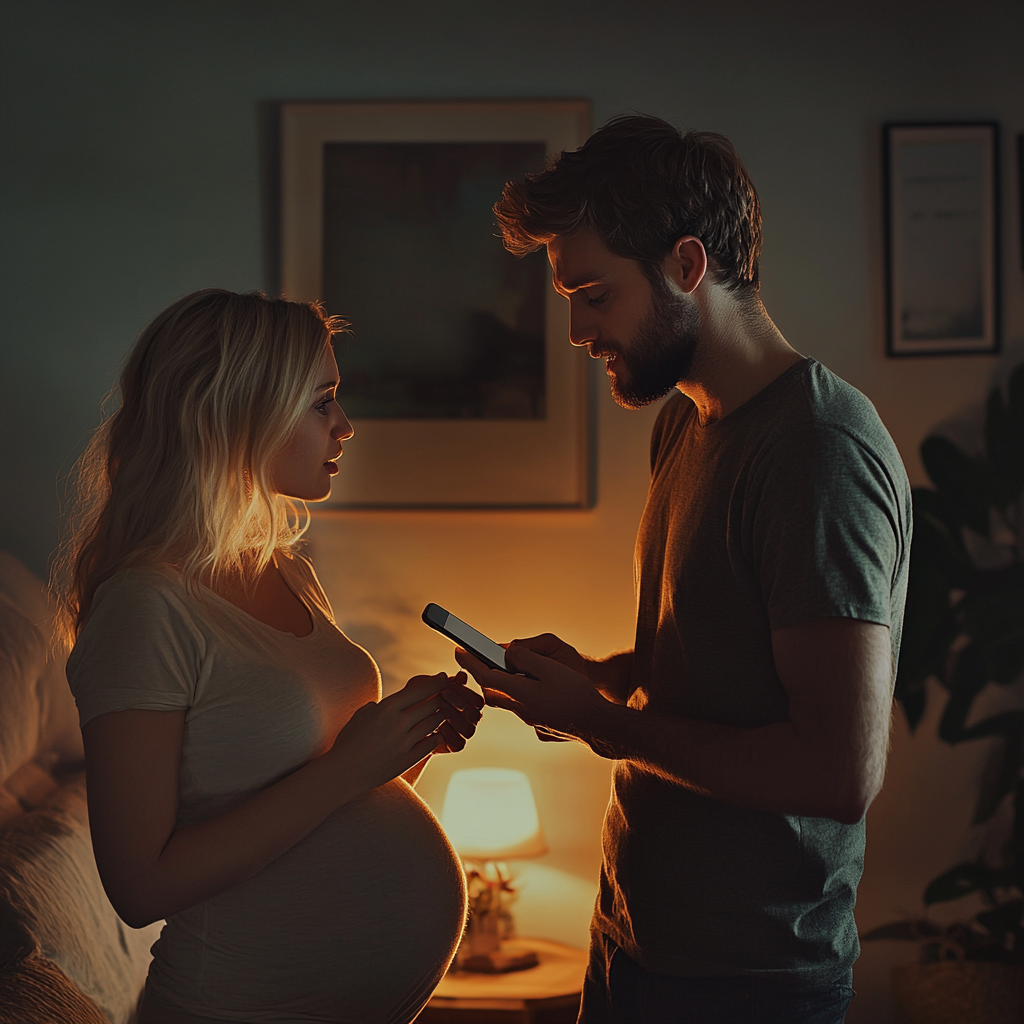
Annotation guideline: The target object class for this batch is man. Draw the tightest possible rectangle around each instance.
[454,116,912,1024]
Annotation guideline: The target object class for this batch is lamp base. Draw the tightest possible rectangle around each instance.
[459,948,540,974]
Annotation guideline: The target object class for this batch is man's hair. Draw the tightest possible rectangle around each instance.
[52,289,346,647]
[494,115,762,293]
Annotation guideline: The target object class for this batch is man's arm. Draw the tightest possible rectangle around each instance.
[456,617,893,824]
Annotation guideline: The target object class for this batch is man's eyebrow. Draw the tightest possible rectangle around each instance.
[554,273,605,295]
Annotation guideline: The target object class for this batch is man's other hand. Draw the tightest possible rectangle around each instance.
[454,642,608,745]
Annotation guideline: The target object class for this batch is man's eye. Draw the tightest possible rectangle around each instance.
[587,291,609,306]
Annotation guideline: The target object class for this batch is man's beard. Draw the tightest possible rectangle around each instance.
[607,282,700,410]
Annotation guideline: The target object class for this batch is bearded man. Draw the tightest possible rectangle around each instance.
[455,116,912,1024]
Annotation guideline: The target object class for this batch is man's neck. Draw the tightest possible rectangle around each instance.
[676,291,802,426]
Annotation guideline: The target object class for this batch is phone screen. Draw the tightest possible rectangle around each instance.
[422,603,508,671]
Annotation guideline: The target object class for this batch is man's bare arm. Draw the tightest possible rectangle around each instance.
[457,618,893,824]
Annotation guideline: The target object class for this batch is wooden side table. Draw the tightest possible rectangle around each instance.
[418,938,588,1024]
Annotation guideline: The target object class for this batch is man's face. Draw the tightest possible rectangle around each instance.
[547,228,699,410]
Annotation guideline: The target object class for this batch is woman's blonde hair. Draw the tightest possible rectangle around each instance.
[52,289,345,648]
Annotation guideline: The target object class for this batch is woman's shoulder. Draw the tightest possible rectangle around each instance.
[68,565,208,715]
[277,549,336,624]
[81,565,207,648]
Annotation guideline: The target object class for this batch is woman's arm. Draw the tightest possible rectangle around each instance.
[84,673,477,928]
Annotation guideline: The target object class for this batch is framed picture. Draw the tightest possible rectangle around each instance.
[883,122,1001,357]
[280,99,592,507]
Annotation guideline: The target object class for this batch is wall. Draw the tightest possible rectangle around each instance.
[1,1,1022,1020]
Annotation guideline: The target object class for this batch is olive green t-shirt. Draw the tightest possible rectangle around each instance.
[594,358,911,984]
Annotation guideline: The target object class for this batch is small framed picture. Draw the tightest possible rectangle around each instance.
[279,99,592,508]
[883,122,1001,357]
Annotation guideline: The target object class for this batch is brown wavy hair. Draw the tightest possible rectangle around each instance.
[494,115,762,293]
[52,289,346,648]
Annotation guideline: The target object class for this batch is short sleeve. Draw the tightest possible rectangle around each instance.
[749,423,907,632]
[66,571,206,728]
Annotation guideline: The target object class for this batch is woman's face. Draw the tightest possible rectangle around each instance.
[270,345,353,501]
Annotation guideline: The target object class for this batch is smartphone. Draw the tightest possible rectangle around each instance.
[422,603,508,671]
[421,603,569,742]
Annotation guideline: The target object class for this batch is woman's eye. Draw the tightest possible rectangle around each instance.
[315,395,335,415]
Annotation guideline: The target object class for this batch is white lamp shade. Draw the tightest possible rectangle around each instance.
[440,767,548,859]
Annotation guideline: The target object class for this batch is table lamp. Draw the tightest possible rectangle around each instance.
[441,767,549,973]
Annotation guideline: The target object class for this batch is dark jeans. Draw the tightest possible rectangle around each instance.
[579,931,855,1024]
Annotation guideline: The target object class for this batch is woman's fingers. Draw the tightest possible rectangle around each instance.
[389,673,450,710]
[435,721,465,753]
[443,680,484,719]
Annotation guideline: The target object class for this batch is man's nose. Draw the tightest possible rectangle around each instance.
[568,309,598,347]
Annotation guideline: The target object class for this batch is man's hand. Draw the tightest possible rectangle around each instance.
[454,643,610,748]
[493,633,636,705]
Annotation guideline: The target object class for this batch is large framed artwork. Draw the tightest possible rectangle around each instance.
[280,99,592,507]
[883,122,1001,357]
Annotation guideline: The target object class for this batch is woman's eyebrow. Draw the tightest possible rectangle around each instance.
[314,379,339,391]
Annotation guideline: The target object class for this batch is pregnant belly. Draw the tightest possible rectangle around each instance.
[149,780,466,1024]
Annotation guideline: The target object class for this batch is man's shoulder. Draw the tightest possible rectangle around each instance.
[765,360,898,460]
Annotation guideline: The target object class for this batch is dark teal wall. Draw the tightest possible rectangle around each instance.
[2,0,1023,575]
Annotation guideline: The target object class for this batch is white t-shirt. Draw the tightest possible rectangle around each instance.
[67,553,465,1024]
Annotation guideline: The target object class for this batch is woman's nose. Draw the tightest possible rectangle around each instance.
[333,407,354,441]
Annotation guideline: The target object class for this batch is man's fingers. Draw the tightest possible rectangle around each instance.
[503,643,556,678]
[481,686,527,716]
[510,632,567,656]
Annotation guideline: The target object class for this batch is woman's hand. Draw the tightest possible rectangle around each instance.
[328,673,450,792]
[433,671,485,754]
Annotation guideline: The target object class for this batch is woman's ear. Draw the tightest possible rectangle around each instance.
[663,236,708,295]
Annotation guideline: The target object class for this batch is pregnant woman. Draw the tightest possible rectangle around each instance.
[53,290,480,1023]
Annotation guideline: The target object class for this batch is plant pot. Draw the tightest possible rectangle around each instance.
[891,961,1024,1024]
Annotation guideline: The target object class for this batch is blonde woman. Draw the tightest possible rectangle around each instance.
[54,290,480,1024]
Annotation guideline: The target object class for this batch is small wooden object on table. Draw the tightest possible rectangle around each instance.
[419,938,588,1024]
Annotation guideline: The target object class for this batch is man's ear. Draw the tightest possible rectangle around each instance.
[663,236,708,295]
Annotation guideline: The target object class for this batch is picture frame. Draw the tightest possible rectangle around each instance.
[279,99,592,508]
[883,122,1001,357]
[1017,132,1023,275]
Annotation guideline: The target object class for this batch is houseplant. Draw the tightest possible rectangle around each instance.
[861,364,1024,1022]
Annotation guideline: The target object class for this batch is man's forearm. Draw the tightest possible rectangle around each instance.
[577,700,874,824]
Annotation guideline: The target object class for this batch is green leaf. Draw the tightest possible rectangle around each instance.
[896,682,927,733]
[912,490,973,580]
[960,710,1024,743]
[962,565,1024,632]
[1014,782,1024,850]
[985,385,1024,504]
[1007,364,1024,463]
[921,436,993,537]
[924,862,996,905]
[939,643,989,743]
[975,899,1024,937]
[971,727,1024,825]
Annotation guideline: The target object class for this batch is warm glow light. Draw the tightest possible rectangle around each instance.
[441,768,548,859]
